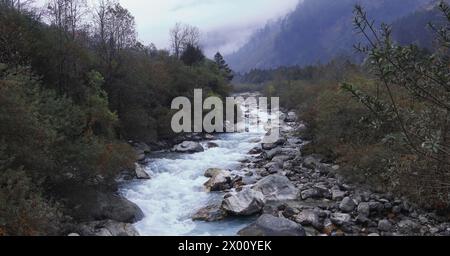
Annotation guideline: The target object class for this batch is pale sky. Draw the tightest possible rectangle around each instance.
[35,0,299,56]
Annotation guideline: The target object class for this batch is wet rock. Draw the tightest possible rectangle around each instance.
[135,163,151,180]
[204,168,226,178]
[207,142,219,148]
[249,147,263,155]
[222,188,265,216]
[192,205,227,222]
[173,141,204,153]
[253,175,299,201]
[238,214,306,236]
[204,169,232,192]
[339,197,356,213]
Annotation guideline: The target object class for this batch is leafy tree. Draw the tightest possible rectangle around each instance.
[181,43,205,66]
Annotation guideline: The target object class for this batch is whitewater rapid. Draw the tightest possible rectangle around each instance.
[122,95,276,236]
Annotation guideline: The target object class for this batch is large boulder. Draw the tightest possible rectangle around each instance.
[78,220,140,236]
[253,175,299,201]
[172,141,204,153]
[51,183,144,224]
[222,188,265,216]
[238,214,306,236]
[135,163,151,180]
[192,205,227,222]
[204,169,232,192]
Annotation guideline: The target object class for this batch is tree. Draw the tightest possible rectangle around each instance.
[170,23,200,59]
[181,43,205,66]
[214,52,234,81]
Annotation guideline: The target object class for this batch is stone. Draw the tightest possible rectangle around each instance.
[248,147,262,155]
[204,168,226,178]
[135,163,151,180]
[222,188,265,216]
[207,142,219,148]
[357,202,371,217]
[68,233,80,236]
[303,156,320,170]
[295,210,323,230]
[238,214,306,236]
[330,213,352,226]
[265,147,282,160]
[378,219,393,232]
[398,219,421,234]
[301,188,324,200]
[332,189,346,201]
[253,175,299,201]
[339,197,356,213]
[285,112,297,123]
[173,141,204,153]
[192,205,227,222]
[204,170,232,192]
[78,220,140,236]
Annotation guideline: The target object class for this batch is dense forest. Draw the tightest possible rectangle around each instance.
[227,0,445,72]
[0,0,233,235]
[236,2,450,211]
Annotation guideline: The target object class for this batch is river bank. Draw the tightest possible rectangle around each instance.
[72,94,450,236]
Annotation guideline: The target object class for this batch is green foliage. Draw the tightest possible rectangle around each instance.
[0,168,66,236]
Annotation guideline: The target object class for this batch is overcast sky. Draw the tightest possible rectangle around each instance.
[36,0,299,56]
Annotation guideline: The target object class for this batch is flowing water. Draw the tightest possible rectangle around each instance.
[122,94,277,236]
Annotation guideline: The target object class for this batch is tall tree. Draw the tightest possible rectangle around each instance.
[170,23,200,59]
[214,52,233,81]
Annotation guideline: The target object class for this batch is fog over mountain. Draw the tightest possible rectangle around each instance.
[226,0,439,72]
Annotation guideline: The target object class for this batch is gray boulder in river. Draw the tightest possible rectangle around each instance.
[172,141,204,153]
[222,188,265,216]
[238,214,306,236]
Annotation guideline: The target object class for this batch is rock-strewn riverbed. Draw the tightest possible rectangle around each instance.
[197,111,450,236]
[120,93,449,236]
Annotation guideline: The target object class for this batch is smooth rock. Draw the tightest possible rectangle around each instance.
[238,214,306,236]
[173,141,204,153]
[222,188,265,216]
[135,163,151,180]
[253,175,299,201]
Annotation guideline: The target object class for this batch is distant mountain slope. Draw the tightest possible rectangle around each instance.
[226,0,436,72]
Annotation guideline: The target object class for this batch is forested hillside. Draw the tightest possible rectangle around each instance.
[227,0,438,72]
[239,2,450,211]
[0,0,231,235]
